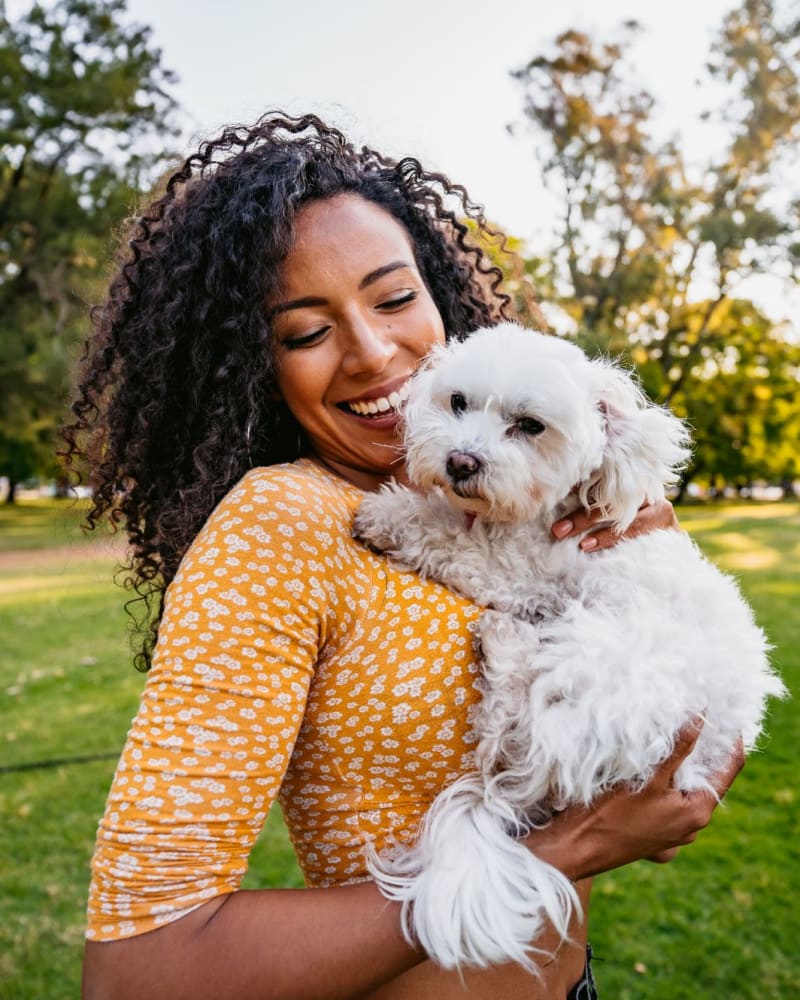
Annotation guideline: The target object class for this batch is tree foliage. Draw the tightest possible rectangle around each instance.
[0,0,179,500]
[511,0,800,490]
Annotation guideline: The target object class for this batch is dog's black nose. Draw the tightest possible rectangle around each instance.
[446,451,482,482]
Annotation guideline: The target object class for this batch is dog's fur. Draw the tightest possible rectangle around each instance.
[353,324,786,971]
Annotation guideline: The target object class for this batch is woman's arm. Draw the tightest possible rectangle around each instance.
[83,725,742,1000]
[83,881,424,1000]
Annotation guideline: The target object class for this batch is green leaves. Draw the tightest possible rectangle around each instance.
[0,0,180,499]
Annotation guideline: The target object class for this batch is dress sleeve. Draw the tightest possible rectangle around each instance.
[86,468,330,940]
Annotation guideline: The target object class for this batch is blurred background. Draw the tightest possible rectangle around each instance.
[2,0,799,502]
[1,1,798,997]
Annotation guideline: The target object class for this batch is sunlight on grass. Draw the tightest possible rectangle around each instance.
[0,579,117,606]
[0,499,89,545]
[722,549,784,570]
[704,532,784,570]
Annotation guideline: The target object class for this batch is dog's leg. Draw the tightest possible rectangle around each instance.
[353,482,450,564]
[352,482,420,553]
[354,484,473,586]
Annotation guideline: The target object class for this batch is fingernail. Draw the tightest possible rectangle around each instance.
[553,520,573,538]
[580,536,598,551]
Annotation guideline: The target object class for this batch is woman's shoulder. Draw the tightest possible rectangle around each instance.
[175,459,364,592]
[197,458,362,548]
[226,458,362,519]
[237,458,361,501]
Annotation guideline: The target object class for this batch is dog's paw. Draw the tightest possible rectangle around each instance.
[352,495,401,552]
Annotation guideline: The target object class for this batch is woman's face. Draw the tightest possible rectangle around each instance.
[270,194,446,490]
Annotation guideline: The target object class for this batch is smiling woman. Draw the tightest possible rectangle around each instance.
[62,110,739,1000]
[271,195,446,490]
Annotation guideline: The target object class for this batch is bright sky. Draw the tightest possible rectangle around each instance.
[124,0,736,245]
[15,0,800,327]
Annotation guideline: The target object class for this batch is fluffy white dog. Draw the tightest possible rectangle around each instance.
[353,323,786,971]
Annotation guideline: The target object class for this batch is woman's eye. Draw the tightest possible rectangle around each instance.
[516,416,546,437]
[377,291,417,311]
[451,393,468,415]
[282,326,330,350]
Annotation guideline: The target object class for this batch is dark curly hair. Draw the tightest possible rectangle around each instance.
[62,111,523,670]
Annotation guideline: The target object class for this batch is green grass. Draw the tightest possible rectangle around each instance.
[0,497,109,552]
[0,499,797,998]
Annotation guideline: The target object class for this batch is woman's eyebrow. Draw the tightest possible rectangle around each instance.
[358,260,413,289]
[269,261,414,319]
[268,295,327,319]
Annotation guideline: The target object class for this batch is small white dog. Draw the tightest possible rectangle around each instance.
[353,323,786,971]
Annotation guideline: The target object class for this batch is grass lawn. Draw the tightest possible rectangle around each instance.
[0,499,797,998]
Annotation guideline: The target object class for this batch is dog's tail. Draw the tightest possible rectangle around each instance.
[366,773,580,971]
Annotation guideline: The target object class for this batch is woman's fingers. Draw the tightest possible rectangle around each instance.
[708,738,746,798]
[657,725,744,801]
[550,506,606,540]
[550,499,680,551]
[653,725,745,845]
[657,718,704,787]
[646,847,681,864]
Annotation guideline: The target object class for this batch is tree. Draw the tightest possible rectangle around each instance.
[510,0,800,490]
[0,0,179,501]
[662,300,800,493]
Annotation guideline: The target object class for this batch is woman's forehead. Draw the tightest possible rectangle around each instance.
[278,194,418,290]
[292,195,412,255]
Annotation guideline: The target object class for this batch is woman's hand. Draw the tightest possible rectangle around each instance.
[525,722,745,882]
[551,498,680,552]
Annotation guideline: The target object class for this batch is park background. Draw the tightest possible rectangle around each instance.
[1,0,798,996]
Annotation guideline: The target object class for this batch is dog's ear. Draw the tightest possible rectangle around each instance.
[577,361,692,532]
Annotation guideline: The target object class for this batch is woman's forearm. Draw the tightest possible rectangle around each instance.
[82,882,425,1000]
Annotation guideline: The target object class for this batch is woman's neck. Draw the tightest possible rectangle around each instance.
[307,453,408,493]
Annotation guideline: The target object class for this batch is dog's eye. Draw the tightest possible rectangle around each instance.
[450,393,468,415]
[516,417,546,437]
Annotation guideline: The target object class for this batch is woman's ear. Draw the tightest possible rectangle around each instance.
[577,362,692,532]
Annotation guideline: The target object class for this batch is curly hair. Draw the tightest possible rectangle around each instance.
[62,111,522,670]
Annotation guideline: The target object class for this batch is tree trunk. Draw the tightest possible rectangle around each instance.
[5,479,18,504]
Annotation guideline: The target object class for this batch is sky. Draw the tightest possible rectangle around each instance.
[122,0,736,245]
[14,0,798,327]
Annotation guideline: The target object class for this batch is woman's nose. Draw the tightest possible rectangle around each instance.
[341,316,396,375]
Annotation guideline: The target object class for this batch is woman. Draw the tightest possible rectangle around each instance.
[66,112,742,1000]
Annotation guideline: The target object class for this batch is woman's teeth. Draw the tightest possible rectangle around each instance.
[346,383,409,417]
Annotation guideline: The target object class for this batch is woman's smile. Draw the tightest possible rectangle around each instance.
[270,194,446,490]
[338,375,411,419]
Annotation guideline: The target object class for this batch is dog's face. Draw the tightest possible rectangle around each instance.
[403,325,609,522]
[403,324,691,528]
